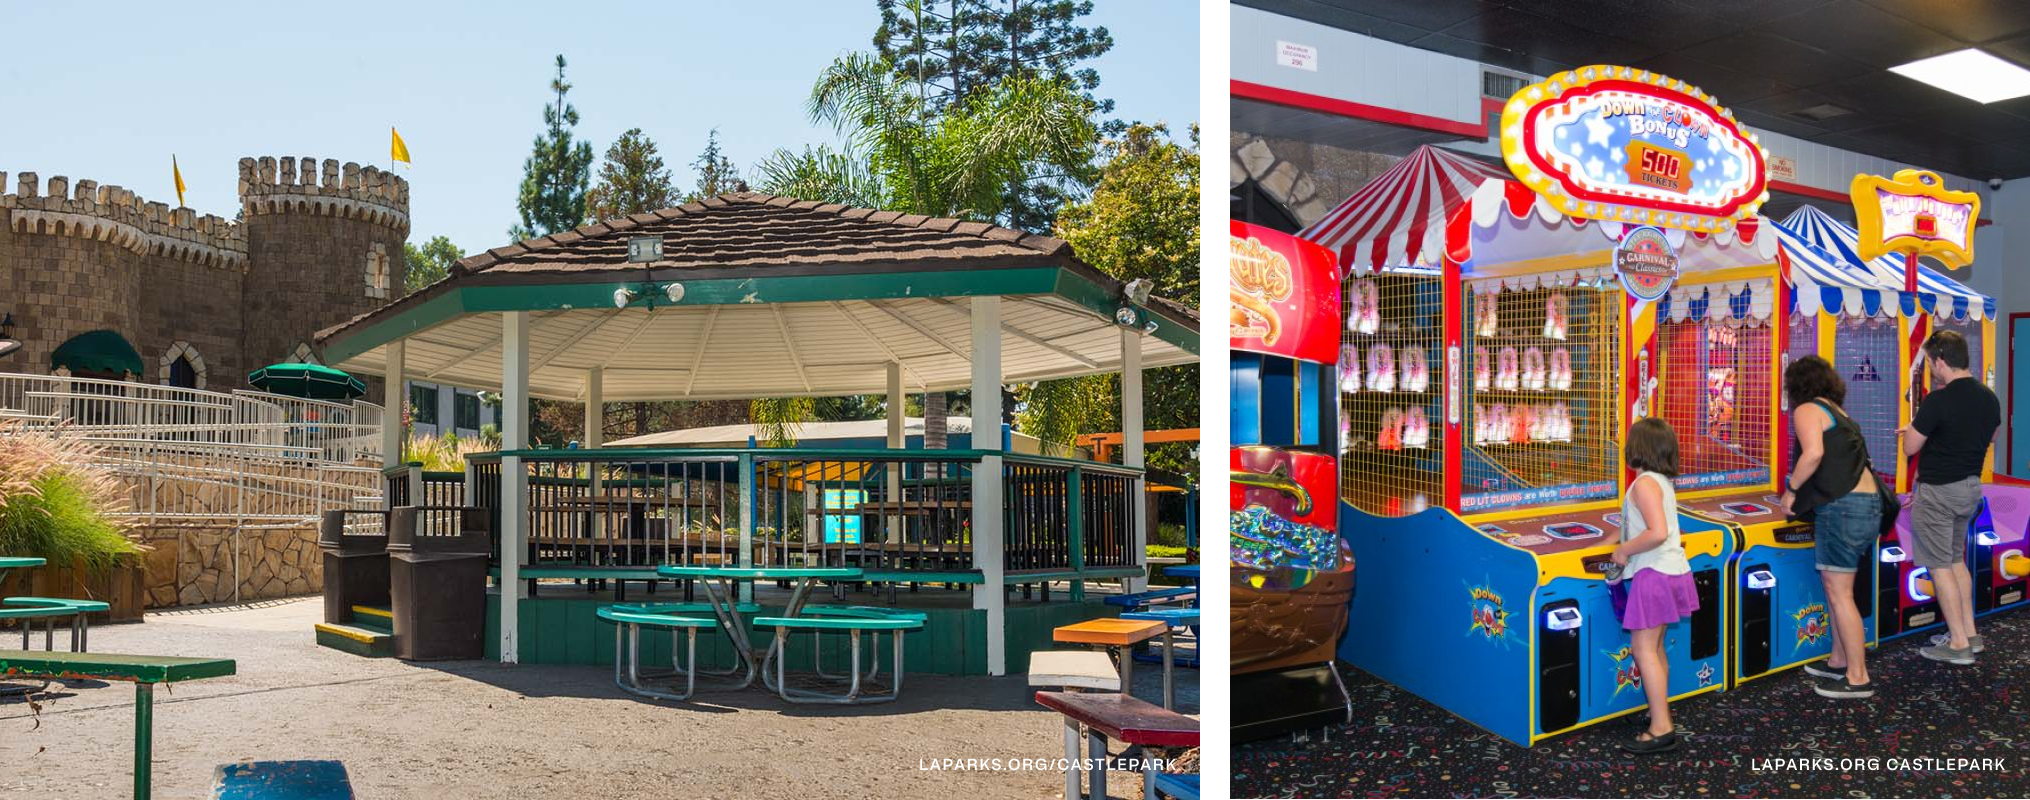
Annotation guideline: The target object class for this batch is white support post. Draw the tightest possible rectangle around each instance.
[584,367,604,538]
[381,340,405,470]
[970,296,1007,676]
[1123,328,1148,593]
[886,361,905,544]
[499,312,530,664]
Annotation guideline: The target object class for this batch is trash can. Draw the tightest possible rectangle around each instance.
[318,510,389,626]
[386,506,492,660]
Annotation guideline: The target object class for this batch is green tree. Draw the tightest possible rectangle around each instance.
[750,144,885,207]
[685,129,748,201]
[403,236,466,294]
[750,396,817,447]
[1018,123,1200,476]
[585,128,676,222]
[873,0,1116,231]
[510,55,595,240]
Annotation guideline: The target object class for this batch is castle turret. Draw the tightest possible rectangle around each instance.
[238,156,409,377]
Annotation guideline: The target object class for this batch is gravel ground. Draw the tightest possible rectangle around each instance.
[0,598,1198,799]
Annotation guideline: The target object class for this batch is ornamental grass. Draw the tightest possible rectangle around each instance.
[0,419,139,572]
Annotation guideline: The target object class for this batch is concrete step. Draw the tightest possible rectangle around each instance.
[313,622,394,658]
[347,605,393,634]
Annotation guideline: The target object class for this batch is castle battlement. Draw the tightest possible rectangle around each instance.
[0,170,247,269]
[238,156,409,232]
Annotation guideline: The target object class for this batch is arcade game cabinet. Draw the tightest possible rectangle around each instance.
[1230,222,1355,741]
[1319,65,1770,746]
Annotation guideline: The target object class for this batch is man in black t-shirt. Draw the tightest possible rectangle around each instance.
[1900,330,2001,665]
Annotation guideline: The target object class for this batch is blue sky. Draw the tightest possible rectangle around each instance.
[2,1,1200,254]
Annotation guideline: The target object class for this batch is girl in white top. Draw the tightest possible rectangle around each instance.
[1610,417,1701,755]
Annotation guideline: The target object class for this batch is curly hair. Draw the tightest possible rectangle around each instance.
[1784,355,1845,409]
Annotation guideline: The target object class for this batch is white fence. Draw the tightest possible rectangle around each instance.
[0,372,386,527]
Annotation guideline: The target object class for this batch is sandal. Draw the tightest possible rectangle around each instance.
[1621,729,1681,755]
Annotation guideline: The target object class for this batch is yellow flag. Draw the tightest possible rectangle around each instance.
[172,156,187,207]
[390,127,411,165]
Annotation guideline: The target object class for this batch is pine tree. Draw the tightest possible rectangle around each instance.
[510,55,595,240]
[686,129,748,201]
[585,128,676,222]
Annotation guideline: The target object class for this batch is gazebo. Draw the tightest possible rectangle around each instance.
[313,193,1198,674]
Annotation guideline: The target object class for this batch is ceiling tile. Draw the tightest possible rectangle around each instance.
[1859,0,2030,45]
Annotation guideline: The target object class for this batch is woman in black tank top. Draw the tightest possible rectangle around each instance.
[1782,355,1880,699]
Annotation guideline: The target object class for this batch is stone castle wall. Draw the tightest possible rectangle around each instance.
[136,524,324,608]
[0,156,408,391]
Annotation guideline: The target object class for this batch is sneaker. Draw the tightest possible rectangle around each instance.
[1919,643,1976,665]
[1802,662,1846,680]
[1814,677,1877,699]
[1928,633,1985,654]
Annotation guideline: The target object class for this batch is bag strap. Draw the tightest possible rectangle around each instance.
[1810,398,1883,476]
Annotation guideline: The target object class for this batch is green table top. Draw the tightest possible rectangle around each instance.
[0,649,236,683]
[0,557,46,569]
[656,565,864,580]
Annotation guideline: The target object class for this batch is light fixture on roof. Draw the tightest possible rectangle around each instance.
[1890,49,2030,103]
[1123,278,1154,305]
[664,282,686,304]
[613,287,638,309]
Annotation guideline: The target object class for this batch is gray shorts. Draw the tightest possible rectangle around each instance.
[1910,477,1983,569]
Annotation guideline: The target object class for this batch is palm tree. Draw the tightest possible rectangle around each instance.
[745,53,1098,440]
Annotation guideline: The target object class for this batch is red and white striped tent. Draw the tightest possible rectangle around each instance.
[1299,144,1779,276]
[1298,145,1513,272]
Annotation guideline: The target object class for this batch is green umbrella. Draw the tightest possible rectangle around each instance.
[247,363,367,400]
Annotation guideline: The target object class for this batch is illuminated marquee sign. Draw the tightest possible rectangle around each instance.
[1500,65,1769,232]
[1229,221,1341,365]
[1851,169,1979,269]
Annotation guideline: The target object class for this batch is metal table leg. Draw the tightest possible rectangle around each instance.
[134,682,153,800]
[1161,628,1175,711]
[1063,716,1082,800]
[1087,728,1107,800]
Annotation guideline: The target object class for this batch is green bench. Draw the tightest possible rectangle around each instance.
[1,596,111,653]
[595,604,722,701]
[754,606,924,704]
[0,649,236,799]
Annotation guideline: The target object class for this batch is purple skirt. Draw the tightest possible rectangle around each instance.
[1610,568,1701,631]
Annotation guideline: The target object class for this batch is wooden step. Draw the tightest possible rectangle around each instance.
[313,622,394,658]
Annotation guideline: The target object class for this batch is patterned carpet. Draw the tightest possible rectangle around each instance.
[1234,608,2030,798]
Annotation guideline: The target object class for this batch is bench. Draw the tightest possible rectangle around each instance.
[1103,586,1196,611]
[1034,689,1198,800]
[1027,650,1122,692]
[595,605,721,701]
[753,607,924,704]
[0,649,237,800]
[1,597,112,653]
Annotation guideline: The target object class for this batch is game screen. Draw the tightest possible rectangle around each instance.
[1457,283,1621,513]
[1656,294,1773,491]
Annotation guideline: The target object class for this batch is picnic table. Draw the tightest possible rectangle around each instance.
[0,556,45,585]
[655,565,862,690]
[1122,608,1198,711]
[1055,618,1166,705]
[1035,689,1198,800]
[0,649,236,799]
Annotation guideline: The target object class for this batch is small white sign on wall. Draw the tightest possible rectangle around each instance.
[1769,154,1797,182]
[1277,40,1317,71]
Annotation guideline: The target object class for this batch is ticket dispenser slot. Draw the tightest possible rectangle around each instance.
[1690,568,1720,660]
[1877,547,1904,637]
[1538,600,1583,734]
[1739,565,1775,676]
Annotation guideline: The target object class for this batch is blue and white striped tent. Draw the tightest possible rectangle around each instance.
[1769,212,1901,318]
[1782,206,1995,321]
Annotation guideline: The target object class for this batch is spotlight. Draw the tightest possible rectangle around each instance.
[613,287,638,309]
[664,282,686,304]
[1123,278,1154,305]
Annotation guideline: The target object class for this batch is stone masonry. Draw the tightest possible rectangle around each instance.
[0,156,408,391]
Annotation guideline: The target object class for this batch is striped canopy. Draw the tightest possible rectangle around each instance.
[1768,216,1898,319]
[1299,145,1512,272]
[1781,206,1994,320]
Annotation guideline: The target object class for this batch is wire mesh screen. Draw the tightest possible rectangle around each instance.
[1656,312,1773,490]
[1833,316,1901,484]
[1934,317,1986,382]
[1459,283,1622,513]
[1339,273,1443,516]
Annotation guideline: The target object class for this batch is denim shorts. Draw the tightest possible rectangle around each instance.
[1814,490,1881,573]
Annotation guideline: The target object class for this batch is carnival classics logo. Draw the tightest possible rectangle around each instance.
[1466,582,1515,646]
[1615,225,1679,302]
[1230,234,1293,345]
[1792,602,1828,650]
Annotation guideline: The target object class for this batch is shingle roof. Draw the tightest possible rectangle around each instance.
[454,192,1076,276]
[318,192,1191,346]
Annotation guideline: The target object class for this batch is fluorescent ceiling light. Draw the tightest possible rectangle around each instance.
[1890,49,2030,104]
